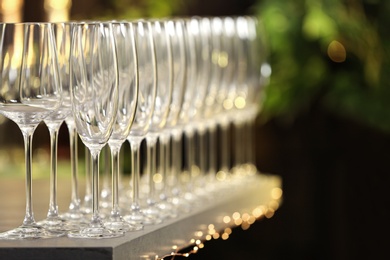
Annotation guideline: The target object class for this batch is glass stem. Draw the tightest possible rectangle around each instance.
[198,127,206,181]
[47,126,60,219]
[90,149,101,226]
[21,126,37,226]
[208,122,217,181]
[129,138,142,211]
[146,136,157,205]
[185,127,195,192]
[109,144,121,218]
[83,147,92,211]
[233,121,243,171]
[159,133,170,200]
[220,121,230,175]
[171,130,182,194]
[101,145,111,200]
[66,121,80,211]
[246,118,255,168]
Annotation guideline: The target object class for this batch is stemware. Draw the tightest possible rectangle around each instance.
[68,22,121,239]
[143,19,174,220]
[177,17,206,205]
[159,19,189,213]
[37,22,80,232]
[104,21,140,232]
[239,16,270,177]
[184,17,213,197]
[0,22,63,239]
[123,20,158,226]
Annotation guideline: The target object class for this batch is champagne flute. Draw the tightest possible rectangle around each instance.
[37,22,80,232]
[0,22,63,239]
[104,21,140,232]
[123,20,158,226]
[143,19,174,221]
[160,19,189,213]
[67,22,121,239]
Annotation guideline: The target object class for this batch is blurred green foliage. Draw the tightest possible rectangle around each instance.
[256,0,390,132]
[94,0,185,20]
[85,0,390,132]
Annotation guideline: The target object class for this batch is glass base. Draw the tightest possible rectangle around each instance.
[36,217,71,234]
[123,209,162,226]
[60,210,87,221]
[156,201,178,219]
[169,196,191,214]
[104,216,141,232]
[0,224,65,240]
[67,225,124,239]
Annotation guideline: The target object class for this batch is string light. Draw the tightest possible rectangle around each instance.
[156,195,282,260]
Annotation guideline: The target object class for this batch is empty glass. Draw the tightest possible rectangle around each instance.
[104,21,139,232]
[0,22,63,239]
[67,22,121,239]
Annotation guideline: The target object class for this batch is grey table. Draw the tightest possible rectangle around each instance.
[0,174,282,260]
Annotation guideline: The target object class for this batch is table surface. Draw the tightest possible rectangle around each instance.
[0,173,282,260]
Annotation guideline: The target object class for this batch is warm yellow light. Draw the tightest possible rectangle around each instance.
[172,245,178,250]
[195,231,203,237]
[221,233,229,240]
[252,207,264,218]
[328,40,346,63]
[271,187,283,200]
[265,208,275,219]
[234,96,246,109]
[224,227,232,234]
[212,50,220,65]
[234,218,243,226]
[153,173,162,183]
[1,0,23,22]
[44,0,72,22]
[218,51,228,68]
[195,239,201,245]
[232,212,241,220]
[242,213,250,222]
[269,200,280,210]
[212,233,220,239]
[208,224,215,230]
[248,216,256,224]
[198,243,204,249]
[242,221,251,230]
[216,171,227,181]
[223,216,231,224]
[205,235,212,241]
[223,99,234,110]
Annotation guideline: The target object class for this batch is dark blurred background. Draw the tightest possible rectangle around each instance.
[1,0,390,259]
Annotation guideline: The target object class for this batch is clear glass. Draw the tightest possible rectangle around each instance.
[144,19,174,221]
[67,22,121,239]
[38,22,81,232]
[0,23,63,239]
[161,20,189,213]
[124,20,158,226]
[104,21,140,232]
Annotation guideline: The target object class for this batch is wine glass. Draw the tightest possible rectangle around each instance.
[159,19,189,213]
[0,22,63,239]
[67,22,121,239]
[104,21,140,232]
[177,17,207,205]
[123,20,158,226]
[37,22,81,232]
[183,17,214,198]
[143,19,174,220]
[237,16,270,177]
